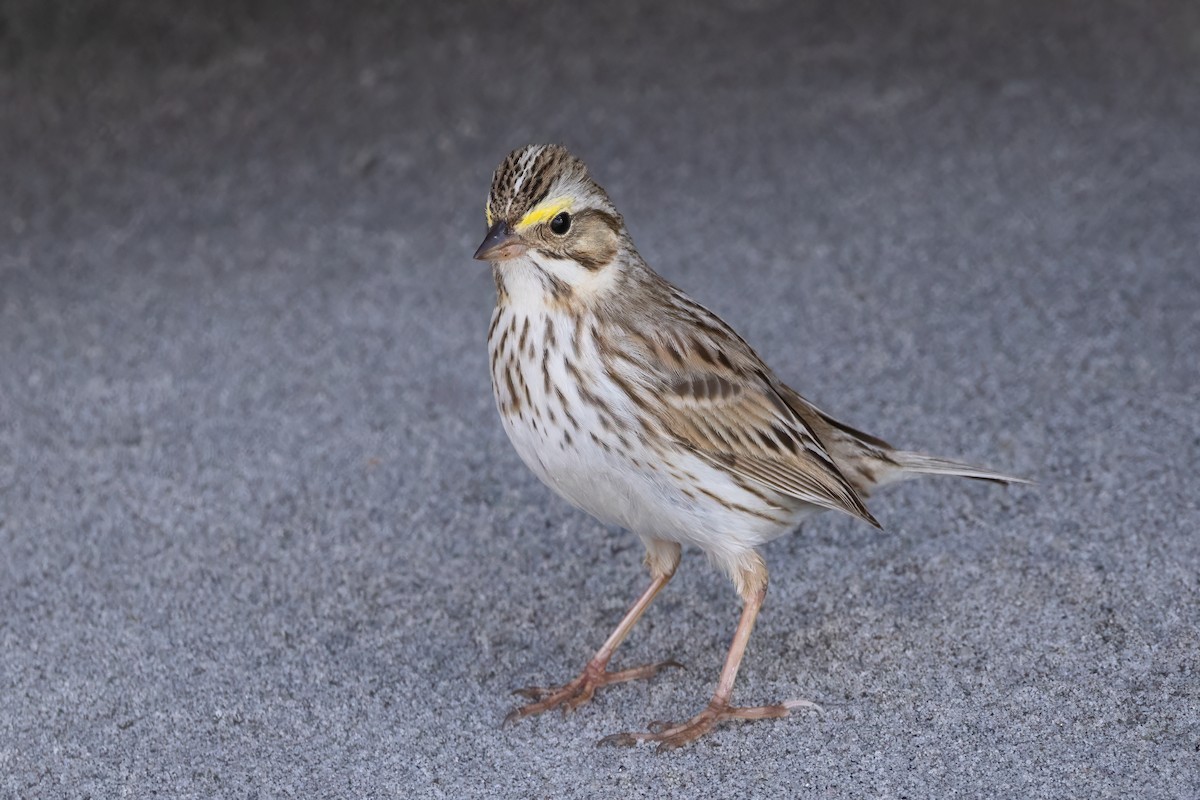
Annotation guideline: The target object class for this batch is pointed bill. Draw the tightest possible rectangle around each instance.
[474,221,528,262]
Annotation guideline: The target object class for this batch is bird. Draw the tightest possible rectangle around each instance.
[473,144,1026,751]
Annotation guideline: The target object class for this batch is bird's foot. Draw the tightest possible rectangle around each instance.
[597,697,820,752]
[505,659,684,723]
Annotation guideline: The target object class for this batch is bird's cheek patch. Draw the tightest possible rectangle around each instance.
[569,233,617,271]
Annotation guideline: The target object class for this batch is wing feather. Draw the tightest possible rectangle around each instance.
[611,303,880,528]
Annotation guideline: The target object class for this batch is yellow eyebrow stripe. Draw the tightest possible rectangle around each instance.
[485,201,494,227]
[515,198,572,232]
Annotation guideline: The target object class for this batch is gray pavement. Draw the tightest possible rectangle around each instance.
[1,1,1198,797]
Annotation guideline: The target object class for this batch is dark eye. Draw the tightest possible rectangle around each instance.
[549,211,571,235]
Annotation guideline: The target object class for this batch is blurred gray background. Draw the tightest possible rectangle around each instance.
[2,1,1197,797]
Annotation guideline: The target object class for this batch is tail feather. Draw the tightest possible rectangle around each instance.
[890,451,1031,485]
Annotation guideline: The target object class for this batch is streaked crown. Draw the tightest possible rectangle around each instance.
[485,144,620,231]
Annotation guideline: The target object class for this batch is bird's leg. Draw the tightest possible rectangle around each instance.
[506,543,683,723]
[599,554,820,751]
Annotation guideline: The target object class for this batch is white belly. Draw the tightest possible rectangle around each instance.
[488,305,807,565]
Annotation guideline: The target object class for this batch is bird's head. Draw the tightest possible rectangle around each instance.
[475,144,630,303]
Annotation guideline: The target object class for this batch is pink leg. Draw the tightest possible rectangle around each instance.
[599,557,819,751]
[506,551,682,723]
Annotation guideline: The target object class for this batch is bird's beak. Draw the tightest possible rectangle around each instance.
[473,221,528,262]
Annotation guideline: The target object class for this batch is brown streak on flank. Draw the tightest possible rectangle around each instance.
[732,503,788,525]
[504,366,521,413]
[564,355,607,413]
[542,354,551,394]
[563,430,573,446]
[608,342,648,372]
[495,322,510,356]
[603,363,655,416]
[694,486,786,524]
[544,316,557,349]
[522,374,533,410]
[589,431,612,453]
[487,311,501,343]
[625,329,662,363]
[552,383,576,429]
[518,317,531,354]
[514,363,532,410]
[562,354,580,378]
[732,475,782,508]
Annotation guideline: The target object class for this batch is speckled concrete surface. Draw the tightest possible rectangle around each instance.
[1,1,1197,797]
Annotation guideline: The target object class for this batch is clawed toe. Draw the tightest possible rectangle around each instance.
[505,658,682,723]
[596,730,641,748]
[597,698,815,751]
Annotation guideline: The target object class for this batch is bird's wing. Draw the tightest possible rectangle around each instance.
[608,300,879,527]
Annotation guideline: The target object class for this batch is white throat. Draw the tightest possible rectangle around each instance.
[495,254,619,310]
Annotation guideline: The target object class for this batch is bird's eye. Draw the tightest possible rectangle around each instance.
[549,211,571,235]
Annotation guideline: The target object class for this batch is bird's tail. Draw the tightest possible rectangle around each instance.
[888,451,1030,486]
